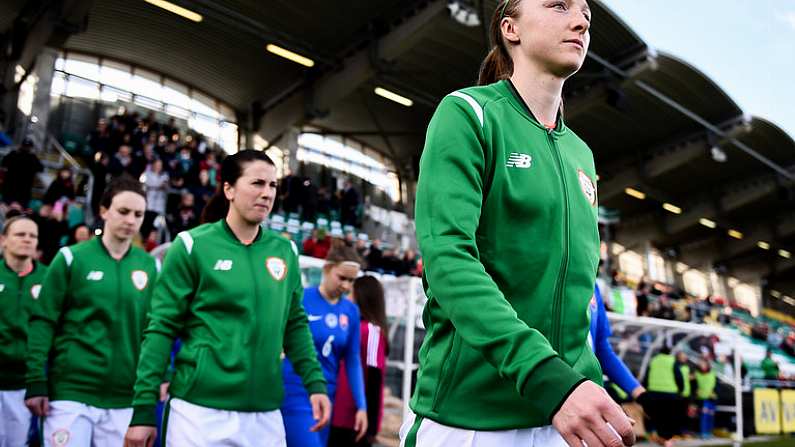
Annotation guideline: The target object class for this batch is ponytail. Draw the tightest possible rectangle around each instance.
[478,0,520,86]
[200,190,229,224]
[478,46,513,86]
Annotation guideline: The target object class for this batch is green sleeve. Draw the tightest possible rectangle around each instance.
[282,253,326,395]
[25,250,70,397]
[130,237,194,426]
[415,96,585,421]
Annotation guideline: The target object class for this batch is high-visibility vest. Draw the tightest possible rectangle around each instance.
[679,364,691,398]
[695,370,716,400]
[648,354,678,394]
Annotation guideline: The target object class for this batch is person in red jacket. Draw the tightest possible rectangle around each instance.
[330,276,389,447]
[303,228,332,259]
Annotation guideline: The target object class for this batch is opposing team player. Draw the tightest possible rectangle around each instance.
[281,244,368,447]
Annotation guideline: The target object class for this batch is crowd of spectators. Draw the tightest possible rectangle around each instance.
[0,110,424,279]
[606,272,795,384]
[277,175,362,227]
[84,111,223,240]
[300,228,421,277]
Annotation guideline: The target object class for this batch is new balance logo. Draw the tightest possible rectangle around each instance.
[214,260,233,271]
[86,271,104,281]
[506,153,532,168]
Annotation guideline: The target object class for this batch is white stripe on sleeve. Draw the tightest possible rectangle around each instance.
[366,323,380,368]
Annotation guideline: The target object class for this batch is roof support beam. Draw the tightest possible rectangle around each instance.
[599,122,745,203]
[588,51,795,181]
[258,0,447,145]
[1,0,93,131]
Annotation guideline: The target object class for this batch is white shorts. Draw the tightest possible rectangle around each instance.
[43,400,132,447]
[1,389,31,447]
[399,411,568,447]
[164,398,286,447]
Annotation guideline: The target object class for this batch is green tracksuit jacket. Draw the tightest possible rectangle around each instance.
[25,237,159,407]
[130,220,326,426]
[411,80,602,430]
[0,261,47,390]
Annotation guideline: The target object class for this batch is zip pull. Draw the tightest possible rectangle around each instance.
[546,127,554,136]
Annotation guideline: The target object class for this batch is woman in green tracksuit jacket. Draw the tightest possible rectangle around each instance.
[125,150,329,447]
[401,1,634,447]
[25,177,158,446]
[0,215,47,445]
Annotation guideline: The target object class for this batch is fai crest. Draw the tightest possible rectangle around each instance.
[131,270,149,291]
[578,169,597,206]
[31,284,42,299]
[266,257,287,281]
[52,429,70,446]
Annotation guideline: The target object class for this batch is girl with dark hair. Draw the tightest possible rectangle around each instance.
[401,1,635,446]
[25,177,158,446]
[281,244,368,447]
[125,149,329,447]
[330,275,389,447]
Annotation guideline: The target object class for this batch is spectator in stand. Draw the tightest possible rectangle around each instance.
[131,142,157,179]
[87,119,112,155]
[365,239,383,271]
[761,349,780,381]
[110,144,134,177]
[143,229,159,253]
[355,239,368,259]
[317,187,333,218]
[142,159,169,237]
[412,257,423,277]
[67,223,91,246]
[167,192,198,236]
[330,276,389,447]
[303,228,332,259]
[280,173,301,215]
[783,332,795,357]
[380,249,400,275]
[191,169,214,216]
[43,168,77,205]
[302,179,319,223]
[161,142,178,174]
[89,152,111,216]
[636,277,650,317]
[340,180,360,227]
[199,151,220,188]
[1,137,43,208]
[32,203,68,264]
[399,249,418,277]
[174,147,196,184]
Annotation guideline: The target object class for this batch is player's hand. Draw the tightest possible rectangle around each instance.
[552,381,635,447]
[309,393,332,432]
[25,396,49,416]
[159,382,170,402]
[124,426,156,447]
[354,409,369,441]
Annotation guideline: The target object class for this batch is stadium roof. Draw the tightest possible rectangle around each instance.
[2,0,794,304]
